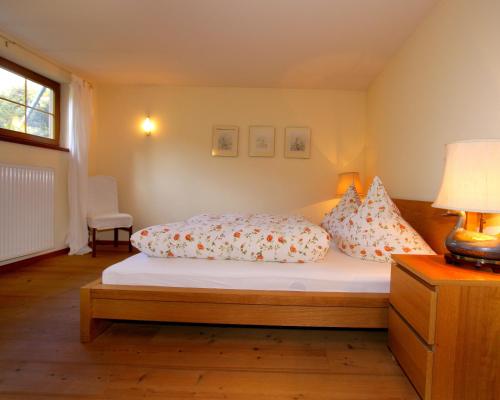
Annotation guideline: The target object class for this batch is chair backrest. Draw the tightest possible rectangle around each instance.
[88,176,119,217]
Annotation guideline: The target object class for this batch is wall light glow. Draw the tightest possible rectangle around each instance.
[142,117,155,136]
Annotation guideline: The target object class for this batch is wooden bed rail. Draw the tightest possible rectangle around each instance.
[81,279,389,343]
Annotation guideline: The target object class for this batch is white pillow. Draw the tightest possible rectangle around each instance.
[336,176,435,262]
[321,184,361,242]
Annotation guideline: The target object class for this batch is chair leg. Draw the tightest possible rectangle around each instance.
[92,228,97,258]
[113,228,118,247]
[128,226,133,252]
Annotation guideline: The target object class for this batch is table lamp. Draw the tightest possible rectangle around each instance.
[432,139,500,271]
[336,172,363,197]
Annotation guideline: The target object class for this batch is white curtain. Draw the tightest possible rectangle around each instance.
[67,75,93,255]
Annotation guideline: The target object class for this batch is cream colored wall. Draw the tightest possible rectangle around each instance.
[367,0,500,201]
[93,86,366,232]
[0,38,71,263]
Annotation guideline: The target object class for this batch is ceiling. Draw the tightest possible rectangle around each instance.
[0,0,437,89]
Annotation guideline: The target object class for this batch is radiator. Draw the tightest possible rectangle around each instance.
[0,163,55,261]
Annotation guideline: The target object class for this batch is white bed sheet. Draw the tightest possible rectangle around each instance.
[102,246,391,293]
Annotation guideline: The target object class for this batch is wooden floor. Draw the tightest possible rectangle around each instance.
[0,250,418,399]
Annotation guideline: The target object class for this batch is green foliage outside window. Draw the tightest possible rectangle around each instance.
[0,68,54,139]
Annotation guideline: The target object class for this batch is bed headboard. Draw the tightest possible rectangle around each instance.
[393,198,456,254]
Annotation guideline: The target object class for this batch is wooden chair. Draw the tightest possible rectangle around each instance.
[87,176,133,257]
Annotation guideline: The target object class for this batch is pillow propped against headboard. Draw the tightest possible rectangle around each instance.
[321,184,361,244]
[337,177,435,263]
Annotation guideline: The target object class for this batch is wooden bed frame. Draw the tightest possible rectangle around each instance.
[81,199,454,342]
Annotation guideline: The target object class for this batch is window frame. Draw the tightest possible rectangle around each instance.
[0,56,65,151]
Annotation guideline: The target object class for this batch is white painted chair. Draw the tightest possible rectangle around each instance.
[87,176,133,257]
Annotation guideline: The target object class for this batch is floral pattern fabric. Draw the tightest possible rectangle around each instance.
[321,184,361,243]
[131,213,330,263]
[336,176,435,262]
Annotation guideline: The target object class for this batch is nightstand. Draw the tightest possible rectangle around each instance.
[389,254,500,400]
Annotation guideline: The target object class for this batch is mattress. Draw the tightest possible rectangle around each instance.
[102,246,391,293]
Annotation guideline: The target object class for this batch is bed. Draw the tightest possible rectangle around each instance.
[81,199,452,342]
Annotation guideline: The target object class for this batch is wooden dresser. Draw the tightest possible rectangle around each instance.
[389,254,500,399]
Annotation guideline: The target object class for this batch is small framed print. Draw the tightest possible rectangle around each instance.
[248,126,275,157]
[285,127,311,159]
[212,125,239,157]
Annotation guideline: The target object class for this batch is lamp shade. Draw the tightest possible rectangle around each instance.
[433,139,500,213]
[336,172,363,196]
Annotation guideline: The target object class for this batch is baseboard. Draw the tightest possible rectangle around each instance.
[91,240,130,246]
[0,248,69,273]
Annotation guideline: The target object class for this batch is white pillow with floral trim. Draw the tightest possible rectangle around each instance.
[337,176,435,262]
[321,184,361,243]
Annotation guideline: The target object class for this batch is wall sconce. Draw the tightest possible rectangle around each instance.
[142,116,154,136]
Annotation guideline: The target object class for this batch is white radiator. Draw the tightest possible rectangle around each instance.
[0,163,55,261]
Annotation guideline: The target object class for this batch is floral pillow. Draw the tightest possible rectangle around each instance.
[336,176,435,262]
[321,184,361,243]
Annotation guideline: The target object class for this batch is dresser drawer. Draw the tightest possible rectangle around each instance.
[388,306,433,399]
[390,264,436,343]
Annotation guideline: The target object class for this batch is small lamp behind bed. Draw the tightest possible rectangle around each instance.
[336,172,363,197]
[432,139,500,272]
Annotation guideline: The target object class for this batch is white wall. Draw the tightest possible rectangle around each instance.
[93,86,366,231]
[367,0,500,201]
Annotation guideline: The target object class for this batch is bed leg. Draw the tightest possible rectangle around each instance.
[92,228,97,257]
[128,226,133,253]
[80,286,111,343]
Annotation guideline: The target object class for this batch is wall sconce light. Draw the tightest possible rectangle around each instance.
[142,116,154,136]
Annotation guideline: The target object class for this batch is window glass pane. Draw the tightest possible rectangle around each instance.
[0,68,25,104]
[27,108,53,139]
[0,98,25,132]
[27,80,53,113]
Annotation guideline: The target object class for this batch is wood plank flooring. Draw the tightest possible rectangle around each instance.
[0,250,418,399]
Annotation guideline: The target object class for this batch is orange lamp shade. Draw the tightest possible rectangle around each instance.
[336,172,363,196]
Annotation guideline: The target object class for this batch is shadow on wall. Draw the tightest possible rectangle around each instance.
[295,197,340,224]
[295,145,366,223]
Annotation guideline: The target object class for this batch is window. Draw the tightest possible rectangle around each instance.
[0,57,61,150]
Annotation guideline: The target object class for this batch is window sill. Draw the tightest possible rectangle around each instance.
[0,133,69,152]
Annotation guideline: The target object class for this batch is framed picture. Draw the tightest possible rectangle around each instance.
[248,126,275,157]
[284,127,311,159]
[212,125,239,157]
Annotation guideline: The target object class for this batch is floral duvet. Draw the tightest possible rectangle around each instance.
[131,213,330,263]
